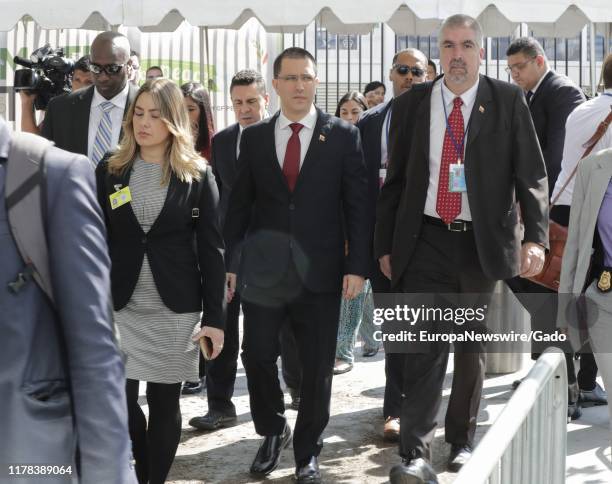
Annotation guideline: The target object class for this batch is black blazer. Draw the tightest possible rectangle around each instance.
[211,123,240,228]
[375,75,550,286]
[41,84,139,156]
[357,99,393,276]
[95,160,226,329]
[224,108,371,293]
[528,70,585,195]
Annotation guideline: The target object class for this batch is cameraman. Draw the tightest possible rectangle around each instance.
[41,31,138,160]
[19,55,93,135]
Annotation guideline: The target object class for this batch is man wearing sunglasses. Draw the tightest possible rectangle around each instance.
[356,48,428,444]
[41,31,138,164]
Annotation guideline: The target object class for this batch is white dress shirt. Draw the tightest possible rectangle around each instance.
[275,104,317,168]
[424,78,480,221]
[87,83,130,161]
[552,89,612,206]
[527,68,551,103]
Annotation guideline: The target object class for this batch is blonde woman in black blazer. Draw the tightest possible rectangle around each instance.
[96,78,225,484]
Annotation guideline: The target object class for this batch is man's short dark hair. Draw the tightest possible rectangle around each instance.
[273,47,317,78]
[506,37,546,59]
[363,81,385,95]
[230,69,267,96]
[603,53,612,89]
[146,66,163,75]
[74,55,90,72]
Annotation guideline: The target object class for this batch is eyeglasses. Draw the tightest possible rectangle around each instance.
[89,63,126,76]
[393,64,425,77]
[504,58,535,74]
[275,74,315,84]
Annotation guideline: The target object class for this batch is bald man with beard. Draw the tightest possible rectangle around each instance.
[41,31,138,164]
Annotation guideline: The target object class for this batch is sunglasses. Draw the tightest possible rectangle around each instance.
[393,64,425,77]
[89,63,126,76]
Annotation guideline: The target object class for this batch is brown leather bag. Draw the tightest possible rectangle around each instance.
[528,107,612,291]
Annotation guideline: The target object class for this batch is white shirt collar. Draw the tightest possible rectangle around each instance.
[440,76,480,110]
[278,104,317,131]
[92,82,130,110]
[530,68,551,95]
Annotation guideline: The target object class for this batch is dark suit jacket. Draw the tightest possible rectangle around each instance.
[375,75,549,286]
[211,122,240,228]
[528,70,585,195]
[0,119,136,482]
[95,161,226,329]
[357,99,393,276]
[224,108,370,293]
[41,84,139,156]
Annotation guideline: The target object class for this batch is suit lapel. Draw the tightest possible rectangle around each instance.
[466,76,493,150]
[264,112,288,191]
[415,85,432,163]
[294,109,332,193]
[588,159,612,222]
[229,123,240,172]
[75,86,94,156]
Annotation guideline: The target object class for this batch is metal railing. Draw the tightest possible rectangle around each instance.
[454,348,568,484]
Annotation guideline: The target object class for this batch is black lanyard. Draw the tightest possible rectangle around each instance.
[441,88,471,163]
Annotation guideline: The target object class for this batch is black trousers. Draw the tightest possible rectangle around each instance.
[205,292,302,415]
[125,379,182,484]
[397,223,496,459]
[240,263,341,465]
[370,264,404,418]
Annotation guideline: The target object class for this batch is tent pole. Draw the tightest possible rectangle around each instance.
[199,26,205,85]
[590,22,596,95]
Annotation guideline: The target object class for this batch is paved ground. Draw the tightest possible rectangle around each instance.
[135,340,611,483]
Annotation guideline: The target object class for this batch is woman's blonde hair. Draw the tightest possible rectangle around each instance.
[108,78,205,184]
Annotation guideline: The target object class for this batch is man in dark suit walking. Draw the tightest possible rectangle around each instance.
[357,47,428,442]
[41,31,138,162]
[224,47,370,483]
[189,69,302,431]
[376,15,549,483]
[505,37,596,420]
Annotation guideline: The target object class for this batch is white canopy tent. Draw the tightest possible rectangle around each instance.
[1,1,610,102]
[1,1,610,36]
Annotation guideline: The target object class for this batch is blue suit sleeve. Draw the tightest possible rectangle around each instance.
[45,151,136,484]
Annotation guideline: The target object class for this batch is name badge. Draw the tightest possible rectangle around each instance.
[379,168,387,188]
[109,186,132,210]
[448,163,467,193]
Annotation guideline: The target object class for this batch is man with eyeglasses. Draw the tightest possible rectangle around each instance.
[224,47,369,483]
[41,31,138,164]
[356,48,428,443]
[505,37,590,422]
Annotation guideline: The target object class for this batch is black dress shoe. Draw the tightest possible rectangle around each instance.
[189,411,237,430]
[389,458,438,484]
[295,456,321,483]
[447,444,472,472]
[250,424,292,476]
[579,382,608,405]
[182,379,205,395]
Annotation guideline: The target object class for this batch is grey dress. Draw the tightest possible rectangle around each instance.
[114,158,201,383]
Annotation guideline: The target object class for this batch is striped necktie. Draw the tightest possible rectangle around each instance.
[92,101,114,164]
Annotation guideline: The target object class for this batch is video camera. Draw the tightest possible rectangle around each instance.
[14,44,75,110]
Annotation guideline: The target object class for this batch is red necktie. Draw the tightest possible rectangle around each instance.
[436,97,464,224]
[283,123,303,191]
